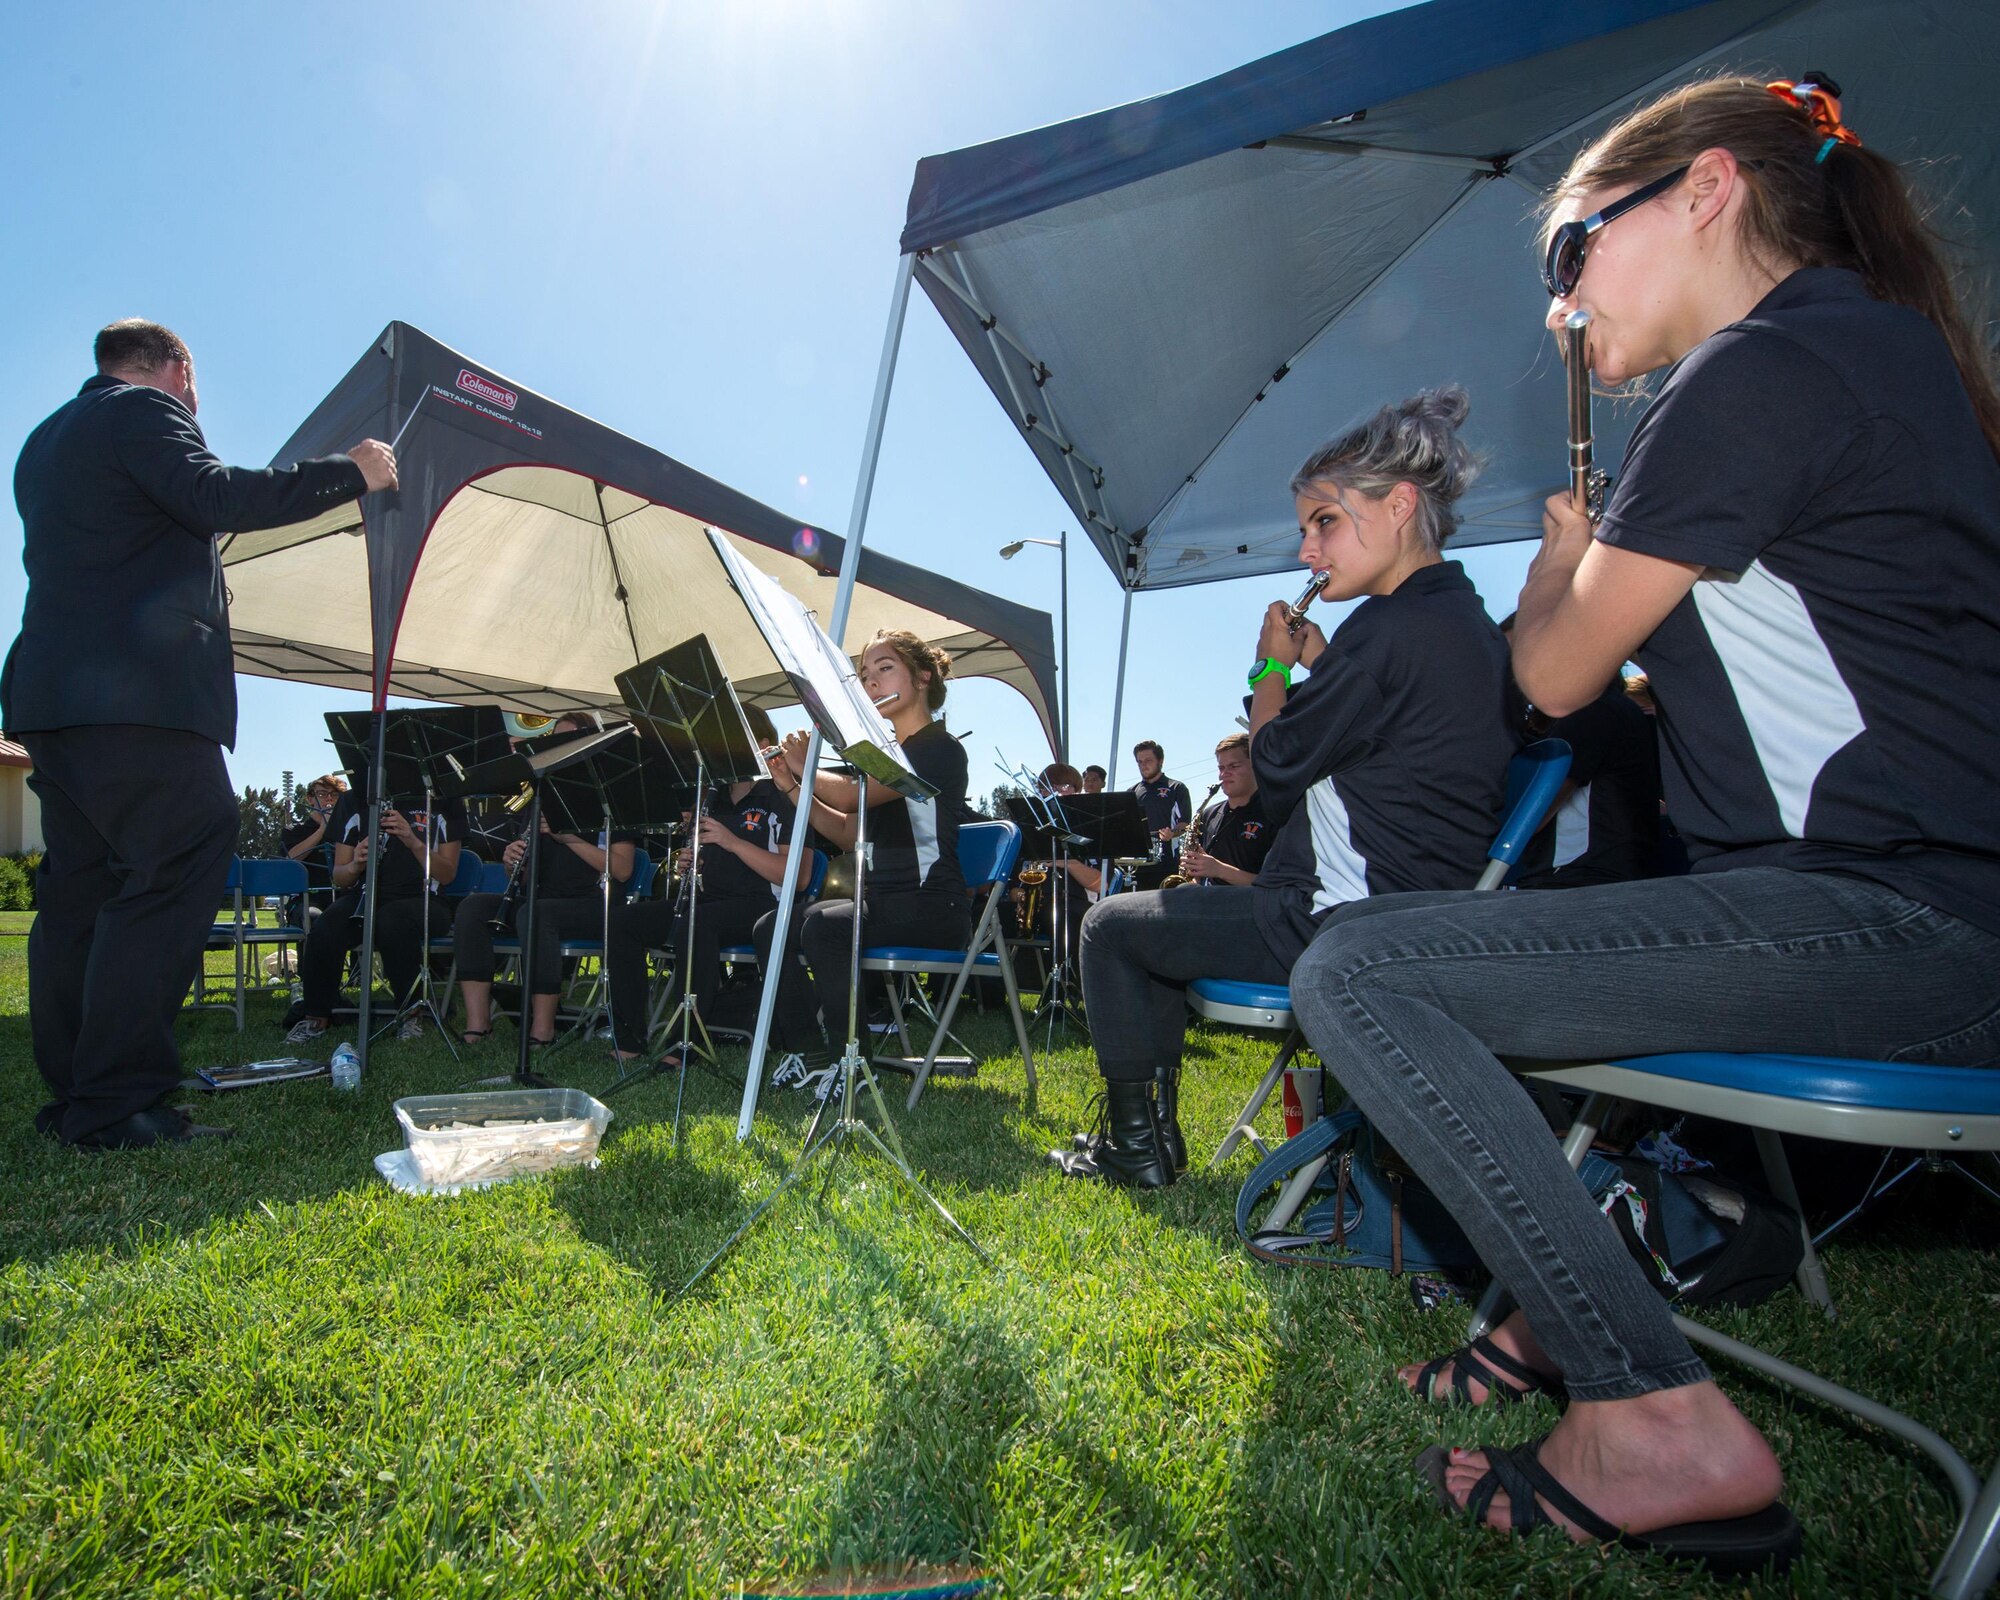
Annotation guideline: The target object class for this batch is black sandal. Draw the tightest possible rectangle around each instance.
[1410,1335,1567,1407]
[1415,1435,1801,1576]
[460,1028,492,1046]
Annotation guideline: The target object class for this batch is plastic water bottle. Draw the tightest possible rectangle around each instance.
[330,1042,362,1092]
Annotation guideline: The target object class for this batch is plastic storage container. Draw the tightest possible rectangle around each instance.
[391,1088,612,1188]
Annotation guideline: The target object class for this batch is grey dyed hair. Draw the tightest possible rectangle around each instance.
[1288,385,1480,552]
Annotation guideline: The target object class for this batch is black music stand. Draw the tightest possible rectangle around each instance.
[323,707,507,1066]
[681,531,984,1298]
[609,636,761,1122]
[1021,791,1149,1043]
[524,724,691,1063]
[442,724,635,1087]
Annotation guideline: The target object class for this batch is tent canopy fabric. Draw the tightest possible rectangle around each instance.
[901,0,2000,590]
[224,322,1061,750]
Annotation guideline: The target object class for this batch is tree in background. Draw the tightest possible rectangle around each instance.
[981,782,1024,820]
[236,785,294,858]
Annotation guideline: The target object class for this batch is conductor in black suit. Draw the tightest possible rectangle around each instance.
[4,319,399,1148]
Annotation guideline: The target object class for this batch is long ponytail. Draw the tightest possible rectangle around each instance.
[1546,76,2000,463]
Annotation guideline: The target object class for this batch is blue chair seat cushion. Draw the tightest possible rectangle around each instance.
[863,946,1004,968]
[1189,977,1292,1012]
[1608,1051,2000,1115]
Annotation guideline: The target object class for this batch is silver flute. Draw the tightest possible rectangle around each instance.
[1565,309,1610,522]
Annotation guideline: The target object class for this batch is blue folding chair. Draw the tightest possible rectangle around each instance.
[858,819,1038,1110]
[197,857,310,1030]
[1198,739,1573,1169]
[1494,1051,2000,1597]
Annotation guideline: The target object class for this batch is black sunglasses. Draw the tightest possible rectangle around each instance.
[1541,165,1690,298]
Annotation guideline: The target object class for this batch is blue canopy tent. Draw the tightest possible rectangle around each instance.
[870,0,1999,780]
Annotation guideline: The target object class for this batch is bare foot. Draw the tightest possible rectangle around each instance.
[1400,1309,1562,1405]
[1441,1381,1783,1540]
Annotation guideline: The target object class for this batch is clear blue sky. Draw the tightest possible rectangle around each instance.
[1,1,1534,804]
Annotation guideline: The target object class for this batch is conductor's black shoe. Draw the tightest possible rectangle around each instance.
[1051,1078,1173,1189]
[70,1107,234,1151]
[33,1102,64,1139]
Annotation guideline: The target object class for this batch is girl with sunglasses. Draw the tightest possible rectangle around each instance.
[1287,75,2000,1573]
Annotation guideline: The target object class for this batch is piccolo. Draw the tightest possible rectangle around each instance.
[1565,309,1610,522]
[871,693,898,708]
[1283,568,1331,634]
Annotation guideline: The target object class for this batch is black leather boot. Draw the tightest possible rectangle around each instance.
[1050,1078,1173,1188]
[1155,1064,1187,1177]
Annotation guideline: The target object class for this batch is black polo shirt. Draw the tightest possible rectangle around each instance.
[1595,268,2000,935]
[537,824,641,899]
[1514,683,1662,889]
[333,793,467,899]
[1130,770,1193,837]
[867,721,967,899]
[1199,790,1274,880]
[697,779,819,903]
[1251,560,1517,967]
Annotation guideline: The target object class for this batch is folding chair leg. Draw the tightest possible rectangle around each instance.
[1468,1089,1612,1340]
[883,979,914,1057]
[906,957,980,1111]
[1933,1450,2000,1600]
[997,941,1037,1102]
[1209,1030,1301,1169]
[1752,1127,1834,1317]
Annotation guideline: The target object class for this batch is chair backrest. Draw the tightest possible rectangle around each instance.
[957,820,1022,889]
[806,849,829,900]
[238,857,308,897]
[442,850,485,898]
[476,860,512,895]
[1487,739,1573,875]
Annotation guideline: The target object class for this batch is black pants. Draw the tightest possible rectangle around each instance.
[762,890,973,1055]
[300,891,445,1019]
[605,893,771,1053]
[23,725,238,1141]
[452,892,602,995]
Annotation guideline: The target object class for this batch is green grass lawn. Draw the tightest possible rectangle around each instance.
[0,923,1994,1598]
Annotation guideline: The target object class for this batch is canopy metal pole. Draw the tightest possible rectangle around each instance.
[1105,587,1134,789]
[737,251,917,1142]
[354,713,387,1069]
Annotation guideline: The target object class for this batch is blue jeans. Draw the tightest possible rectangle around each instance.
[1289,867,2000,1402]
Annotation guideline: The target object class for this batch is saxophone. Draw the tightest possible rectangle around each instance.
[1158,783,1223,890]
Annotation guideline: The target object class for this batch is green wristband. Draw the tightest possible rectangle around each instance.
[1247,657,1292,688]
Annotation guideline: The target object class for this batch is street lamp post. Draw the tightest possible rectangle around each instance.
[999,533,1068,763]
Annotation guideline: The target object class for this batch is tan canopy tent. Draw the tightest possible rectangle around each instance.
[221,322,1061,746]
[221,322,1059,1066]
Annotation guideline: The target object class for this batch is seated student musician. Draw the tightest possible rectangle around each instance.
[1287,77,2000,1569]
[764,630,969,1083]
[453,714,637,1049]
[1036,761,1107,957]
[279,772,348,924]
[286,785,467,1045]
[1082,764,1107,794]
[1055,386,1517,1187]
[1171,732,1273,888]
[602,705,819,1069]
[1497,614,1664,887]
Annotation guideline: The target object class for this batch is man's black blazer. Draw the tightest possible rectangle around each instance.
[4,375,366,749]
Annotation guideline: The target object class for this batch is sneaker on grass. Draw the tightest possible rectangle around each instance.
[770,1052,808,1089]
[284,1017,327,1046]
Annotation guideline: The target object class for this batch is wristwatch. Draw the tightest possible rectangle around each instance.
[1247,657,1291,688]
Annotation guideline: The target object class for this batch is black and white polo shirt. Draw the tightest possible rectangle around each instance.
[1251,560,1518,967]
[1597,267,2000,935]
